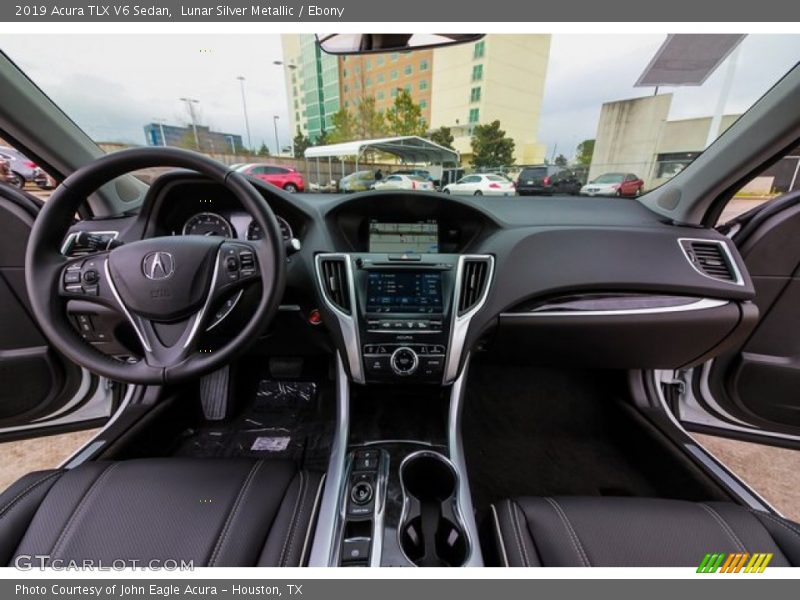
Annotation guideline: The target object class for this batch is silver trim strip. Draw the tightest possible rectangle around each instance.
[308,354,350,566]
[500,298,730,318]
[368,450,390,567]
[444,255,494,384]
[103,258,152,353]
[181,249,222,349]
[448,358,484,567]
[59,383,136,469]
[678,237,745,287]
[314,253,364,383]
[651,370,775,513]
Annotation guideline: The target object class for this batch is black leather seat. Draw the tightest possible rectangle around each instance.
[488,496,800,567]
[0,458,323,567]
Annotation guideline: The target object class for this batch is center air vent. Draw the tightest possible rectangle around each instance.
[679,239,740,284]
[458,258,491,315]
[319,256,351,314]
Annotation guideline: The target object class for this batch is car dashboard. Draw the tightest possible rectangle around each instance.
[61,170,759,383]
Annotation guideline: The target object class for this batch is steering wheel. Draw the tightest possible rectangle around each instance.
[25,147,286,384]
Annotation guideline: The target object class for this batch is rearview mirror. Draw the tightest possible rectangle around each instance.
[316,34,484,55]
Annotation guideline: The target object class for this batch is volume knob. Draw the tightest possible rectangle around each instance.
[390,347,418,376]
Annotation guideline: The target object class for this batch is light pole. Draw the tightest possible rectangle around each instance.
[179,97,200,149]
[236,76,252,152]
[153,118,167,146]
[273,115,280,157]
[273,60,298,146]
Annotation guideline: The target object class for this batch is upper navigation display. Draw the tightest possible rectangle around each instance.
[368,220,439,254]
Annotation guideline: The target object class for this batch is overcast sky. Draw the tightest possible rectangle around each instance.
[2,34,799,157]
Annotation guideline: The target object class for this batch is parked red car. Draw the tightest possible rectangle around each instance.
[234,163,305,193]
[580,172,644,197]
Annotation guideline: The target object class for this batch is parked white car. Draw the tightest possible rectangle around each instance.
[372,174,435,191]
[443,173,516,196]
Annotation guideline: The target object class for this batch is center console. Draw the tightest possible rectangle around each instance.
[316,250,493,386]
[310,222,493,567]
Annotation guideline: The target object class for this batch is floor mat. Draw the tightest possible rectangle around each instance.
[462,364,727,515]
[173,378,332,470]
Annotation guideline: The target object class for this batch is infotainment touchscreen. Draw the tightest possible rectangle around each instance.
[368,220,439,254]
[366,271,443,313]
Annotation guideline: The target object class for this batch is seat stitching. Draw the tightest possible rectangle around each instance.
[750,509,800,540]
[511,502,531,567]
[505,500,526,566]
[489,504,510,567]
[208,460,264,567]
[298,474,326,567]
[50,463,119,559]
[0,472,62,519]
[700,504,747,553]
[285,472,312,567]
[544,497,591,567]
[278,471,306,567]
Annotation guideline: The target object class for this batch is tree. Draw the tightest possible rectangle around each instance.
[470,120,515,169]
[176,130,198,150]
[293,127,311,158]
[328,107,357,143]
[429,126,454,150]
[575,139,595,167]
[257,142,270,157]
[386,89,427,137]
[354,96,387,140]
[315,129,330,146]
[554,153,568,167]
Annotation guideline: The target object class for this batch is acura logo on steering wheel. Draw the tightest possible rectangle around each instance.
[142,251,175,280]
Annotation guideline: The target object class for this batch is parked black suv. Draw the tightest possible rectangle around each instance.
[516,165,582,195]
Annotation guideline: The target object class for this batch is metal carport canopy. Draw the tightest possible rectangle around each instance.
[304,135,459,165]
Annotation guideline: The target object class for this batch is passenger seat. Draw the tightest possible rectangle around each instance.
[487,496,800,567]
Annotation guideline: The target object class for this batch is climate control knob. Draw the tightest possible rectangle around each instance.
[390,347,419,376]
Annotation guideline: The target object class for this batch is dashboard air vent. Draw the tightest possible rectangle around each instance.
[680,239,738,283]
[458,258,491,315]
[62,231,118,257]
[320,257,351,314]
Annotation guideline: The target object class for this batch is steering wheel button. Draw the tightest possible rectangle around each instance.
[83,269,99,284]
[225,257,239,272]
[64,271,81,284]
[82,285,99,296]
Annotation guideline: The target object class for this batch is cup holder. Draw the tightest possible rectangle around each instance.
[398,451,469,567]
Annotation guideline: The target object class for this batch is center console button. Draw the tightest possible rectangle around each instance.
[342,538,371,563]
[365,355,389,374]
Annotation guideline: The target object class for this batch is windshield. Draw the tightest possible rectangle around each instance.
[593,174,625,184]
[2,34,799,200]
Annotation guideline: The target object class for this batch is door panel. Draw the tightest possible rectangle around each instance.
[703,196,800,434]
[0,184,115,438]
